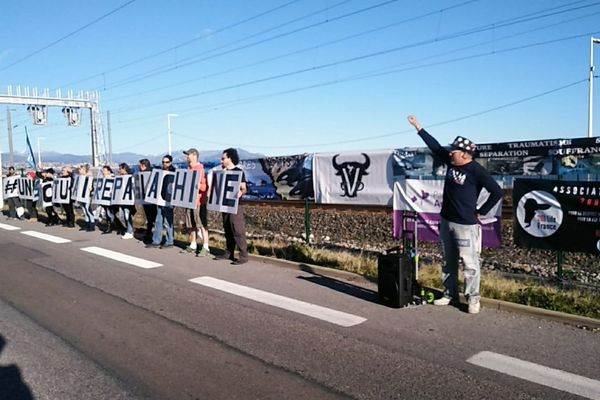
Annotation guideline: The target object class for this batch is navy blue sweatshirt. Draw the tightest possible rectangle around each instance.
[418,129,503,225]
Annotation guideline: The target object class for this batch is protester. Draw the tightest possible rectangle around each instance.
[138,158,157,244]
[181,148,210,256]
[60,167,75,228]
[5,166,24,220]
[41,168,60,226]
[77,164,95,232]
[24,170,38,222]
[146,155,175,249]
[117,163,137,239]
[407,115,502,314]
[215,148,248,265]
[100,165,125,235]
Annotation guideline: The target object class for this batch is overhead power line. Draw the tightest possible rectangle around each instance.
[167,78,587,151]
[105,0,480,104]
[109,29,597,131]
[99,0,401,91]
[58,0,304,88]
[0,0,137,72]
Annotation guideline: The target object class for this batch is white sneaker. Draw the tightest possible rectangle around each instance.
[468,300,481,314]
[121,233,134,240]
[433,296,452,306]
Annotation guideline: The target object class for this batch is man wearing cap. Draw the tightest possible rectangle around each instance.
[181,148,210,256]
[407,115,502,314]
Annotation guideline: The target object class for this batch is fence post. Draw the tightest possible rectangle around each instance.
[304,198,311,244]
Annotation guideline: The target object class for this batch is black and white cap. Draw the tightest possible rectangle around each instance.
[450,136,476,153]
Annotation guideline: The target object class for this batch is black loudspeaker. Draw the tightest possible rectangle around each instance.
[377,252,414,308]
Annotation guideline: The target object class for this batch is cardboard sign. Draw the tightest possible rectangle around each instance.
[92,177,114,206]
[18,178,35,200]
[72,175,93,203]
[111,175,135,205]
[207,170,242,214]
[134,172,151,205]
[39,181,53,208]
[144,170,175,207]
[170,169,199,209]
[3,176,19,199]
[52,178,72,204]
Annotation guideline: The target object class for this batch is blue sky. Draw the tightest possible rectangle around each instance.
[0,0,599,159]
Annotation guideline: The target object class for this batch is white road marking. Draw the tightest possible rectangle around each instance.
[20,230,71,244]
[0,223,20,231]
[467,351,600,400]
[189,276,367,327]
[81,246,162,269]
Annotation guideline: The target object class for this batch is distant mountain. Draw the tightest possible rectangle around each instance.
[1,148,264,167]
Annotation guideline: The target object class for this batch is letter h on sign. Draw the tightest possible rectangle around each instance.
[170,170,199,209]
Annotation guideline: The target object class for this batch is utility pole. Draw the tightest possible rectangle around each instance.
[6,107,14,166]
[107,110,113,165]
[37,136,45,169]
[167,113,178,156]
[588,37,600,138]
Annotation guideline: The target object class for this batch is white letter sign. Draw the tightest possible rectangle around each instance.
[170,169,199,209]
[207,170,242,214]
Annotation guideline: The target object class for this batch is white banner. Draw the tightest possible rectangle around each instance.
[3,176,19,199]
[313,150,394,205]
[144,170,175,207]
[92,177,114,206]
[207,170,242,214]
[393,179,503,219]
[134,172,151,205]
[18,178,36,200]
[72,175,93,203]
[111,175,135,205]
[39,181,53,208]
[52,178,72,204]
[170,169,199,209]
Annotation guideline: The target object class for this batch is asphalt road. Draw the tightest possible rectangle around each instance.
[0,218,598,400]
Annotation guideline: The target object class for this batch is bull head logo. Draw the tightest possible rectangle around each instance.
[332,153,370,198]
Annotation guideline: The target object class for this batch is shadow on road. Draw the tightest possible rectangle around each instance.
[0,335,35,400]
[297,274,379,303]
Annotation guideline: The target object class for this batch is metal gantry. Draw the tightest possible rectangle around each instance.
[0,86,108,167]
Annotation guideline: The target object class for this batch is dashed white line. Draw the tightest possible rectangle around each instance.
[189,276,367,327]
[20,230,71,243]
[81,246,162,269]
[467,351,600,400]
[0,223,20,231]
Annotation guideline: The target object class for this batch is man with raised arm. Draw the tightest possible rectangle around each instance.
[407,115,502,314]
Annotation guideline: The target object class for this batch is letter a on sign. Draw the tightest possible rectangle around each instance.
[207,170,242,214]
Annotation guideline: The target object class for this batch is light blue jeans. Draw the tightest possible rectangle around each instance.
[152,206,174,246]
[439,218,482,302]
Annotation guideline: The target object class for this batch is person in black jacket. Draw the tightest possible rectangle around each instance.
[117,163,137,240]
[41,168,61,226]
[59,167,75,228]
[138,158,157,244]
[407,115,502,314]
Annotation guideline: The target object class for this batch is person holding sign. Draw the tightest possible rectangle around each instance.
[76,164,96,231]
[215,148,249,265]
[24,170,39,222]
[138,159,157,244]
[4,167,24,220]
[59,167,76,228]
[181,148,211,256]
[407,115,502,314]
[41,168,61,226]
[146,155,176,249]
[117,163,137,239]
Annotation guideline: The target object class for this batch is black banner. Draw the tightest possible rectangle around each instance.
[513,179,600,254]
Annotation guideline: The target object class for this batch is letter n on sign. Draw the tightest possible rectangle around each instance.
[207,170,242,214]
